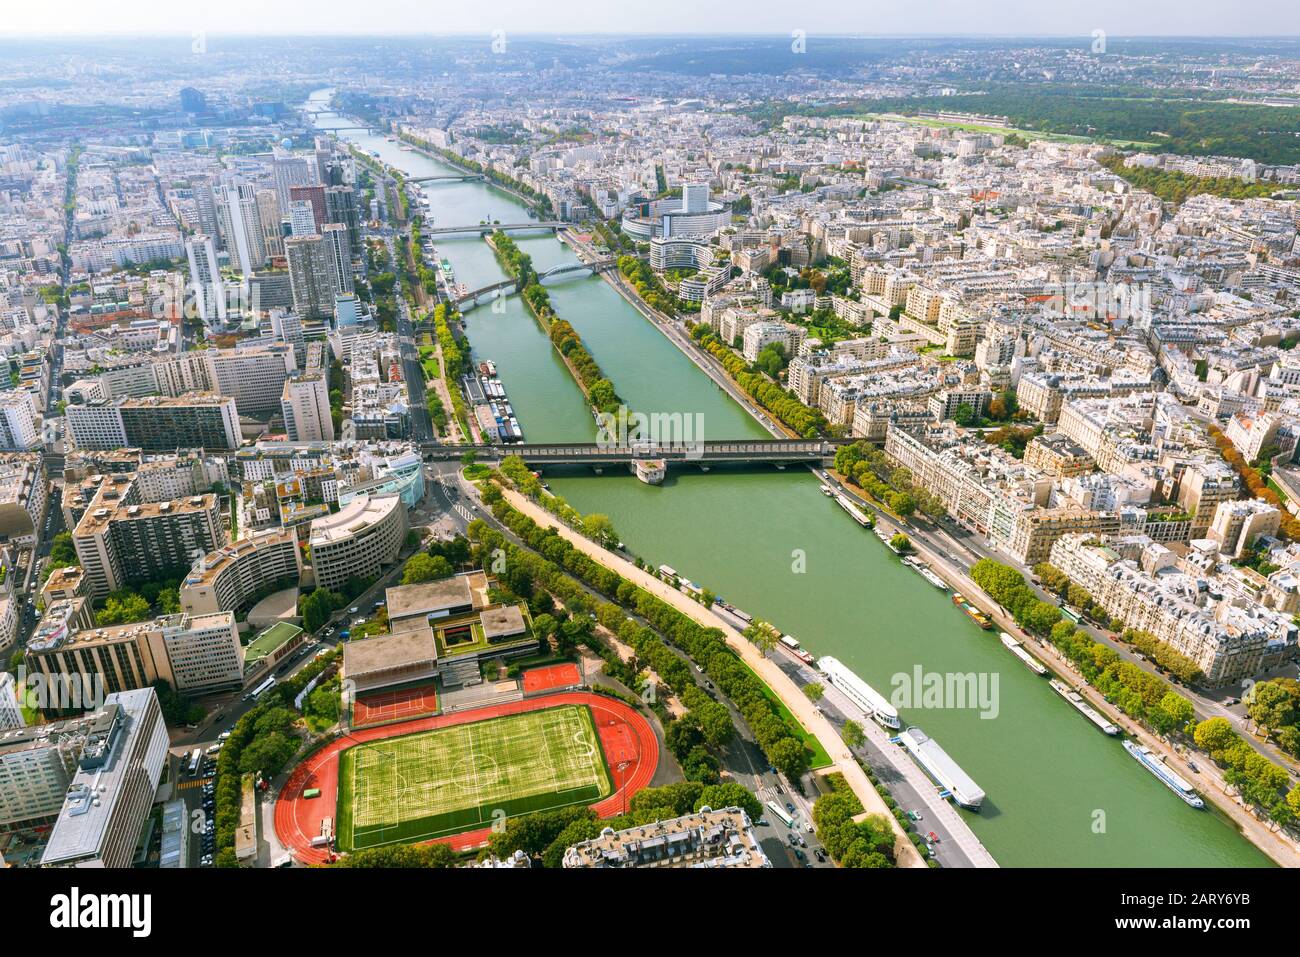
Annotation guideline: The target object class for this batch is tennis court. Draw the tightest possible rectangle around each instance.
[351,684,439,727]
[336,703,612,850]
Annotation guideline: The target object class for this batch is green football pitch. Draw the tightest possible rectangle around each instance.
[336,704,613,850]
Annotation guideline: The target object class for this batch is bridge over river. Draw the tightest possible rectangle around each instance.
[421,439,847,467]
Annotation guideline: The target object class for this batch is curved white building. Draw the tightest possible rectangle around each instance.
[648,238,732,303]
[181,528,304,616]
[309,492,408,593]
[622,185,731,241]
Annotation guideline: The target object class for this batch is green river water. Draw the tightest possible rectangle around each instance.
[312,91,1270,867]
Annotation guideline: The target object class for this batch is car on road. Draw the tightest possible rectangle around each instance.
[785,802,795,814]
[927,831,940,844]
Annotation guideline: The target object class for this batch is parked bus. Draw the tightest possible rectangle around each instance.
[186,748,203,776]
[766,799,795,829]
[303,788,321,799]
[245,676,277,702]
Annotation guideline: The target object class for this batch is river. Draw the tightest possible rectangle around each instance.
[309,90,1270,867]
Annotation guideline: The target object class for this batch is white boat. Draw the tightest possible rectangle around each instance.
[834,492,872,527]
[1049,678,1118,735]
[820,484,833,496]
[898,726,985,810]
[818,656,900,729]
[999,632,1048,675]
[903,557,947,589]
[1123,741,1205,809]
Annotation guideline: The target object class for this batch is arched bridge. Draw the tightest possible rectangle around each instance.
[409,174,486,183]
[454,277,521,311]
[537,260,616,284]
[422,222,567,237]
[421,439,849,466]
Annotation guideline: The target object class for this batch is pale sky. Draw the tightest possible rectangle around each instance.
[3,0,1299,38]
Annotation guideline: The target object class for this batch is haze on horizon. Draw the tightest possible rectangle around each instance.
[4,0,1300,40]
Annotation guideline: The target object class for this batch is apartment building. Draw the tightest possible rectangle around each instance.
[27,602,243,699]
[180,528,303,616]
[308,492,407,593]
[1022,433,1095,478]
[1048,533,1296,684]
[0,672,23,731]
[1208,498,1281,558]
[787,352,868,406]
[281,371,334,442]
[0,392,41,451]
[0,717,88,828]
[562,806,769,869]
[72,475,227,597]
[66,392,241,451]
[0,454,45,546]
[41,688,170,868]
[741,321,806,362]
[285,234,338,320]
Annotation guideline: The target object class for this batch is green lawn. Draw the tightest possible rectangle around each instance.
[861,112,1158,150]
[736,660,833,770]
[336,704,612,850]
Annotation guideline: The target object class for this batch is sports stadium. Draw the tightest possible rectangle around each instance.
[274,674,659,863]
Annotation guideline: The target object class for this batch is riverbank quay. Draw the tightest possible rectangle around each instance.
[492,483,927,868]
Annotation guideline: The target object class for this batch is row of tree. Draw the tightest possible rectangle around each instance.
[617,254,680,315]
[690,323,828,437]
[213,649,342,866]
[474,484,815,780]
[1207,423,1300,541]
[1033,562,1204,684]
[833,442,947,520]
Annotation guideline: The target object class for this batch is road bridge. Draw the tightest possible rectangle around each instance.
[537,260,616,284]
[421,439,848,467]
[453,277,522,311]
[409,174,486,183]
[422,221,566,237]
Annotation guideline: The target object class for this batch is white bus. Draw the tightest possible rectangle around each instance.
[186,748,203,776]
[245,676,277,702]
[766,799,795,829]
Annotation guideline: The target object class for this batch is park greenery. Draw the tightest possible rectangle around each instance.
[618,255,681,315]
[43,531,79,581]
[1207,422,1300,541]
[965,558,1300,822]
[214,649,341,866]
[398,131,554,217]
[1097,154,1286,205]
[812,773,897,868]
[492,231,623,417]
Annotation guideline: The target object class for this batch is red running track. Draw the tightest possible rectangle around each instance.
[521,662,582,694]
[274,691,658,864]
